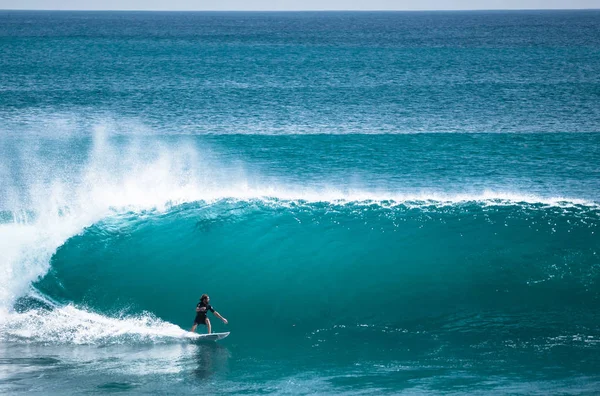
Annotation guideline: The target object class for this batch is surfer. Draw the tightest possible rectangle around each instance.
[190,294,228,334]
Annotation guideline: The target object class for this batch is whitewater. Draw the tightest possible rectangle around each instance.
[2,9,600,395]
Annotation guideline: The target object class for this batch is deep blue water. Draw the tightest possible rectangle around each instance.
[1,10,600,133]
[1,10,600,395]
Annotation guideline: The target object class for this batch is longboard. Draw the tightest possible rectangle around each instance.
[193,332,230,341]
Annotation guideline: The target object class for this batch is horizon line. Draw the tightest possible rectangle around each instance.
[1,8,599,12]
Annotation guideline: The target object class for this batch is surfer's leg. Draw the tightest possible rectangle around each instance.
[190,324,197,333]
[206,318,211,334]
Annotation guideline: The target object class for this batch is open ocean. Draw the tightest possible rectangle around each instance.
[1,10,600,395]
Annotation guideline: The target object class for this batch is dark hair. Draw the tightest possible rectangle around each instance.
[200,294,209,303]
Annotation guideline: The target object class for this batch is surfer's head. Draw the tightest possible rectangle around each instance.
[200,294,209,303]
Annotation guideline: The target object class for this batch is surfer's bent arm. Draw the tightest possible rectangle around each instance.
[213,311,228,324]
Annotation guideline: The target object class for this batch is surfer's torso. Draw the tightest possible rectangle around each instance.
[194,302,214,324]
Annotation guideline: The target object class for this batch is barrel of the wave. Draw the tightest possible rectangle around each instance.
[25,198,599,343]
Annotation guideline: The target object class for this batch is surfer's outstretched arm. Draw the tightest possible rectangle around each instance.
[213,311,228,325]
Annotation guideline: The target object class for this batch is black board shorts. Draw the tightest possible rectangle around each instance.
[194,315,208,325]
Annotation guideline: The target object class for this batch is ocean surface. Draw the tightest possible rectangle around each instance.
[1,10,600,395]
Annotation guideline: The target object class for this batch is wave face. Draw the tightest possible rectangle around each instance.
[29,200,600,337]
[1,129,600,346]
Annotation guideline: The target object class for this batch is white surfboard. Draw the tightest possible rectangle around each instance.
[194,332,230,341]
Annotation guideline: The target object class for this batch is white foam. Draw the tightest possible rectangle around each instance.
[190,190,597,208]
[0,304,196,345]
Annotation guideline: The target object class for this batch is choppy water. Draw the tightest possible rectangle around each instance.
[1,10,600,395]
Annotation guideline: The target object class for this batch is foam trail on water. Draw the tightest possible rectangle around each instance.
[1,303,196,345]
[1,290,194,345]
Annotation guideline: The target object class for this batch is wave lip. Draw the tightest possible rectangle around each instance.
[215,190,598,208]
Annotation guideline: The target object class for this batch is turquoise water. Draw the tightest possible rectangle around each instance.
[1,10,600,395]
